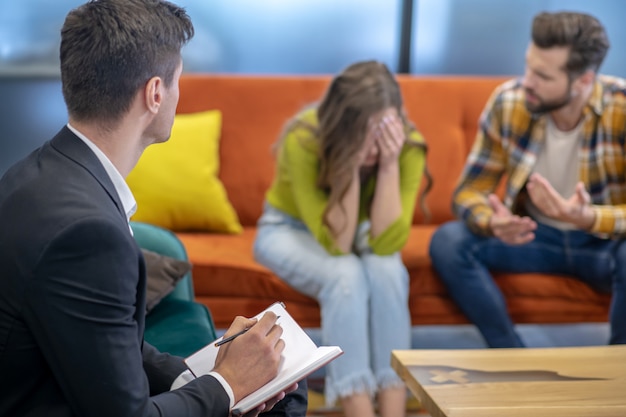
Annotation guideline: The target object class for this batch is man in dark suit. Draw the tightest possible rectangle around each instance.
[0,1,307,416]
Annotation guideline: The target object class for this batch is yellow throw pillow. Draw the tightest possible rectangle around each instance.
[127,110,242,234]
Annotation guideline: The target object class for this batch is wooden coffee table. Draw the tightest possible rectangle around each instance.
[392,345,626,417]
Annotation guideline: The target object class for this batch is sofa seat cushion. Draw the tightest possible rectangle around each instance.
[492,273,611,323]
[145,297,217,357]
[179,225,611,329]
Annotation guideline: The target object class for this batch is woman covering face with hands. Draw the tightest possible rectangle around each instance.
[361,108,407,168]
[253,60,430,417]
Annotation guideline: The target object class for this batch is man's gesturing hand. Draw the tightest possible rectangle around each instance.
[526,173,595,230]
[488,194,537,245]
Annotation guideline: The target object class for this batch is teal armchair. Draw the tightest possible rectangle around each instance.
[131,221,217,357]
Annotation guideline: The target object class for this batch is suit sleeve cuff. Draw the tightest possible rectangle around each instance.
[208,371,235,409]
[170,369,235,409]
[170,369,196,390]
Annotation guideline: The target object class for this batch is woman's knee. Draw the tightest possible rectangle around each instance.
[319,255,369,300]
[361,253,408,293]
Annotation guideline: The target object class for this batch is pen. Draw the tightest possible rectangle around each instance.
[214,316,281,347]
[214,328,248,347]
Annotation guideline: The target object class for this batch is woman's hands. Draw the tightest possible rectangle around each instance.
[358,107,405,170]
[374,110,405,169]
[367,108,405,237]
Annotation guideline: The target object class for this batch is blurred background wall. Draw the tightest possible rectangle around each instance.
[1,0,625,175]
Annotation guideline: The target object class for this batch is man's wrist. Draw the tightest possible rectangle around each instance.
[576,207,597,231]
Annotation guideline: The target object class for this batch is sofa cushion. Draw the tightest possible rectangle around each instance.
[142,248,192,313]
[127,110,242,233]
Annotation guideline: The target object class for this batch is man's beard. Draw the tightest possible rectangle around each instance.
[524,87,573,113]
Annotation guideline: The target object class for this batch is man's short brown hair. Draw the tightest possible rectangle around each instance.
[532,11,609,78]
[60,0,194,125]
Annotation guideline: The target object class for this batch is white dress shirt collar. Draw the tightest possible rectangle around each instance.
[66,123,137,222]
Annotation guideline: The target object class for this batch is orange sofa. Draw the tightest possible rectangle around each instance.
[174,74,611,329]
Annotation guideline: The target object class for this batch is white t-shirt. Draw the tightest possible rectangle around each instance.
[524,117,583,230]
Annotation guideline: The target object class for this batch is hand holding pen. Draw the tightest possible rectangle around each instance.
[215,316,281,347]
[212,311,285,402]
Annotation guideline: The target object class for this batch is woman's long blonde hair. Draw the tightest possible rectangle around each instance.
[277,60,430,234]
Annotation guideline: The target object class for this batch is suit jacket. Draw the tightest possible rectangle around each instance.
[0,127,232,416]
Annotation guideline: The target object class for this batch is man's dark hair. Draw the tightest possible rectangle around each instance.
[60,0,194,124]
[531,11,610,78]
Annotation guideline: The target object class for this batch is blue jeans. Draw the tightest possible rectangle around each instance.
[253,204,410,405]
[429,220,626,347]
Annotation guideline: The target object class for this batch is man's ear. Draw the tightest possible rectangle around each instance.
[144,76,163,114]
[577,69,595,89]
[570,69,594,98]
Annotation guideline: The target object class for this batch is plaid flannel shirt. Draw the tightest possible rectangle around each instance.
[453,75,626,238]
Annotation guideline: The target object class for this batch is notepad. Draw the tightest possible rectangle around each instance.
[184,301,343,416]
